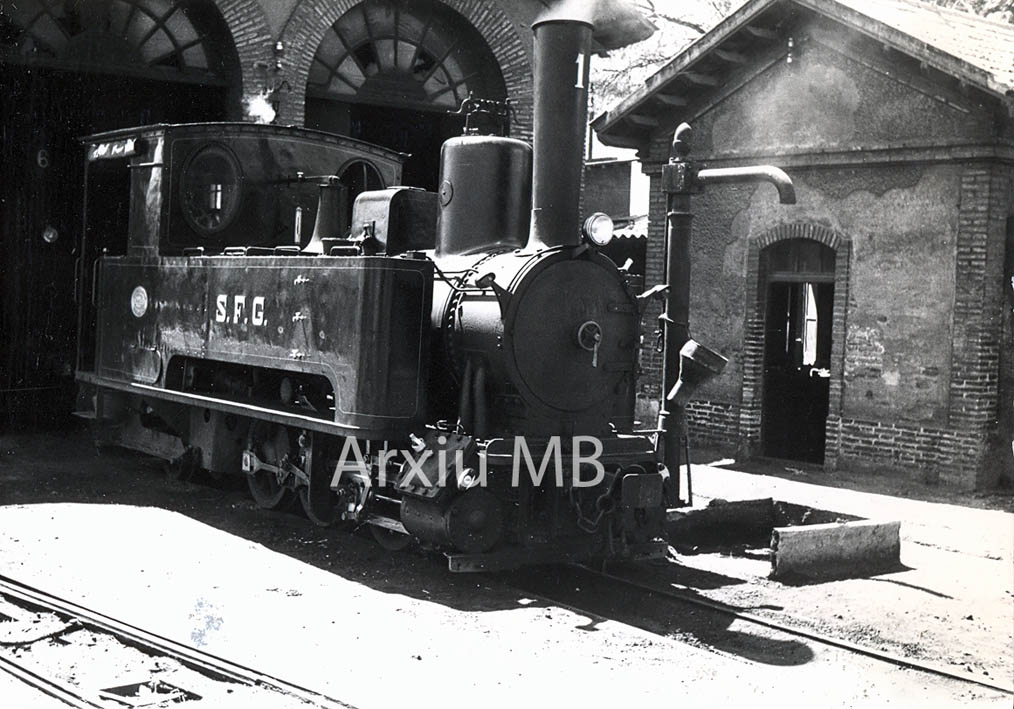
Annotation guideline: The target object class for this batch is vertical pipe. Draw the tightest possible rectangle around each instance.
[528,19,592,250]
[659,124,694,506]
[473,364,488,440]
[457,357,474,434]
[76,158,91,373]
[658,125,791,504]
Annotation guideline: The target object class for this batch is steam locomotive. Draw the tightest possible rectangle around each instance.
[75,14,793,571]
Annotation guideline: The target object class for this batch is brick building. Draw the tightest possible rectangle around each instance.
[593,0,1014,490]
[0,0,650,427]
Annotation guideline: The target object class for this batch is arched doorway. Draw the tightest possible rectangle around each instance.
[760,238,836,463]
[0,0,240,428]
[304,0,507,189]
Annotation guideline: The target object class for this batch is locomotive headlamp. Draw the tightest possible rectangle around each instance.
[457,467,480,491]
[582,212,614,246]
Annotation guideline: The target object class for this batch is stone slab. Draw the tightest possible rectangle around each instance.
[771,519,902,581]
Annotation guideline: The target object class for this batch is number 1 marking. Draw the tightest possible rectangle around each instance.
[575,52,586,89]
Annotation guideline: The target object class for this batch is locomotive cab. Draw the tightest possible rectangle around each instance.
[79,122,406,257]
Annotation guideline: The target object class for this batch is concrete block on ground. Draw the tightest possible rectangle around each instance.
[773,501,861,526]
[667,498,774,549]
[667,497,903,582]
[770,519,902,581]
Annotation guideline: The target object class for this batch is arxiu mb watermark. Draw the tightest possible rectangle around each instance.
[330,435,608,490]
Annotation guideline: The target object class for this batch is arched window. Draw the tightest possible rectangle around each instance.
[0,0,237,83]
[308,0,506,111]
[762,239,835,370]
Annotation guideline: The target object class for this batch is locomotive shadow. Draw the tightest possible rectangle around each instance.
[506,563,815,667]
[1,427,821,656]
[0,427,532,612]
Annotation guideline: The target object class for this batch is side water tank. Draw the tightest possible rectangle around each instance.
[436,135,532,257]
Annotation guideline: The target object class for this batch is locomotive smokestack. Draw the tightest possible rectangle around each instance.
[528,17,593,250]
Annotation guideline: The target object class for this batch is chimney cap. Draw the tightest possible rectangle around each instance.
[533,0,655,51]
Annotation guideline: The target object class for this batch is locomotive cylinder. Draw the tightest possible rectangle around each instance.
[401,489,504,553]
[436,136,532,257]
[528,18,593,250]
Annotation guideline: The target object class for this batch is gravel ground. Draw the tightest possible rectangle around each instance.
[672,455,1014,687]
[0,426,1011,707]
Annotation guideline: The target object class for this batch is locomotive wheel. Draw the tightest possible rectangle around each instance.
[299,485,341,527]
[163,447,200,482]
[248,471,294,510]
[297,433,346,527]
[247,422,295,511]
[369,525,413,551]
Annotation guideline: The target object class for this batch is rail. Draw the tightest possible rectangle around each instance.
[0,573,354,709]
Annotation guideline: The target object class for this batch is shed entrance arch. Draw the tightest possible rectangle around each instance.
[760,238,836,463]
[304,0,506,189]
[0,0,239,427]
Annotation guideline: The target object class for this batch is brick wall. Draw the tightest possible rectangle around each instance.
[638,169,666,395]
[936,164,1009,487]
[1000,178,1014,487]
[214,0,275,120]
[829,417,981,487]
[686,400,740,449]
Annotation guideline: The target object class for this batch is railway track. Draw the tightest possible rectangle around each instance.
[510,562,1013,696]
[0,574,352,709]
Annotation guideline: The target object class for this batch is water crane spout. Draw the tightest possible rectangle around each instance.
[657,122,796,506]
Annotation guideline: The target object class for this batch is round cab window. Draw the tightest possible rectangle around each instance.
[180,144,242,234]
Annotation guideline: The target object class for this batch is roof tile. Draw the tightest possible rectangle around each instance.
[837,0,1014,89]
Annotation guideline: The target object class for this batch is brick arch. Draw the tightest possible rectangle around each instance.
[212,0,274,119]
[738,222,852,469]
[277,0,532,134]
[754,222,843,251]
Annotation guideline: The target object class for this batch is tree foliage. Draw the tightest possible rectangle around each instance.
[590,1,736,116]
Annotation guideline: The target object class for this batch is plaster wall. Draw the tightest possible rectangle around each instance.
[682,164,958,417]
[686,33,997,159]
